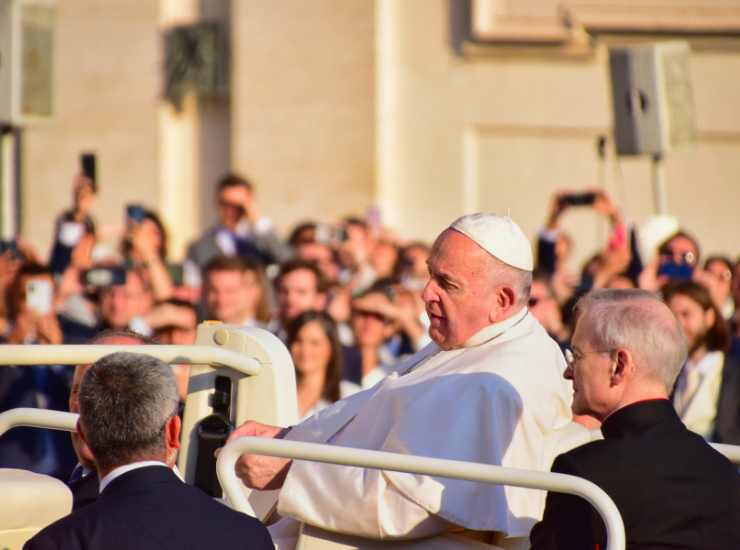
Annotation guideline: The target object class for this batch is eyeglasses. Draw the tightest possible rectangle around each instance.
[564,347,615,366]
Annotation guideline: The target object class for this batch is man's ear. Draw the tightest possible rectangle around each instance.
[611,349,632,386]
[76,419,88,446]
[704,307,716,329]
[166,415,182,451]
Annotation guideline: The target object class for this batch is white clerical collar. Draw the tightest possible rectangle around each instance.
[99,461,168,493]
[462,307,528,348]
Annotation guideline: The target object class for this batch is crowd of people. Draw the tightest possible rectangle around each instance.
[1,171,739,549]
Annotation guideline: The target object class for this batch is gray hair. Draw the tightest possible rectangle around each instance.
[78,352,180,471]
[482,253,532,307]
[574,289,688,391]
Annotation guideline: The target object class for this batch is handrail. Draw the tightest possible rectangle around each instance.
[216,437,627,550]
[0,345,261,376]
[0,408,78,437]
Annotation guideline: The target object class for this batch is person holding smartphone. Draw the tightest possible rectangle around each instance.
[5,263,62,345]
[186,173,292,273]
[0,263,77,479]
[122,206,177,302]
[48,172,97,277]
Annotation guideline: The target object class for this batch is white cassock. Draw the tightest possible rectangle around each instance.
[271,308,575,548]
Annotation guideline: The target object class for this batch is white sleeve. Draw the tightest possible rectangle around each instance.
[277,460,450,539]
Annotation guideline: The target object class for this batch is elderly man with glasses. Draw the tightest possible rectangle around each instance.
[530,288,740,550]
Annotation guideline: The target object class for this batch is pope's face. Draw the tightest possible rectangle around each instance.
[422,230,497,350]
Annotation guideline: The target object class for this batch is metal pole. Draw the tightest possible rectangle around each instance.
[217,437,627,550]
[0,345,262,376]
[0,408,78,437]
[651,153,668,215]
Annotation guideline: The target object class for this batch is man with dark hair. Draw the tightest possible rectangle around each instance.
[663,280,738,443]
[271,259,326,340]
[67,330,156,511]
[530,289,740,549]
[204,255,271,327]
[26,352,273,550]
[186,172,291,270]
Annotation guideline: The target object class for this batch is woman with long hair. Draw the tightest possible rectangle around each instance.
[286,310,359,419]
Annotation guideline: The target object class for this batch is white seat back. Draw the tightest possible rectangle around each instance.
[0,468,72,549]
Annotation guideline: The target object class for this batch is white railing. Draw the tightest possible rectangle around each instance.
[0,345,261,376]
[712,443,740,464]
[0,408,78,437]
[216,437,627,550]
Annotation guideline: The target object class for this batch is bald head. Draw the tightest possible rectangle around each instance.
[575,289,688,391]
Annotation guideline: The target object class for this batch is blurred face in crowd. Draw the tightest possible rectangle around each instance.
[666,293,714,354]
[290,320,333,377]
[99,271,151,329]
[564,314,618,419]
[351,292,393,348]
[205,268,262,325]
[218,185,250,230]
[278,268,324,324]
[528,280,561,329]
[370,241,399,279]
[705,259,733,306]
[422,230,500,350]
[402,244,430,280]
[154,306,197,346]
[296,242,339,282]
[663,235,699,266]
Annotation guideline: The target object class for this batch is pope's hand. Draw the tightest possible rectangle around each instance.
[227,420,292,490]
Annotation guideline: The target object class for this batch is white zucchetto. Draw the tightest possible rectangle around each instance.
[449,213,533,271]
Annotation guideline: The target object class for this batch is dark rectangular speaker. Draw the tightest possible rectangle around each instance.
[609,41,695,156]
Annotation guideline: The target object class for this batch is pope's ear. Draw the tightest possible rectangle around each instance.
[489,286,516,323]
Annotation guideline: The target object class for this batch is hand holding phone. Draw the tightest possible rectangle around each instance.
[80,152,97,192]
[26,279,53,315]
[126,204,146,224]
[558,192,597,208]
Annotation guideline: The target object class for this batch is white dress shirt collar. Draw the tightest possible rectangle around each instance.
[99,460,168,494]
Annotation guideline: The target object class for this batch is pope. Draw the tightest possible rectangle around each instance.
[229,213,578,548]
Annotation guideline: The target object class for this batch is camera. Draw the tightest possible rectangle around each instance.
[82,267,127,288]
[559,192,597,208]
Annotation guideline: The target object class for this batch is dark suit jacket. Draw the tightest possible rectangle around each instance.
[714,348,740,445]
[530,399,740,550]
[25,465,273,550]
[68,471,99,511]
[186,225,291,269]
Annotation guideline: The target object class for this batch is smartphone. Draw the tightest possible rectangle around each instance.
[26,279,53,315]
[126,204,146,224]
[658,261,694,281]
[80,152,97,192]
[560,192,597,207]
[82,267,127,288]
